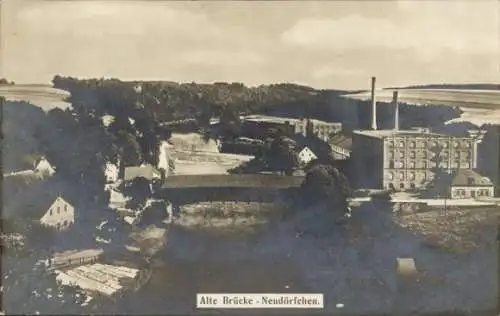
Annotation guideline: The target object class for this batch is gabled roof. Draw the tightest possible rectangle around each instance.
[123,164,160,181]
[3,177,75,220]
[451,169,493,186]
[329,134,353,150]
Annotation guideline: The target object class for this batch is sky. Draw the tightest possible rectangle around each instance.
[1,0,499,90]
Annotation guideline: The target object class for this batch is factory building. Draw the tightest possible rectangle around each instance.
[351,77,485,191]
[243,115,342,141]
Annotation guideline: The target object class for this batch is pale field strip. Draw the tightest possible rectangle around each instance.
[0,85,71,111]
[55,263,140,297]
[57,270,117,296]
[73,267,123,290]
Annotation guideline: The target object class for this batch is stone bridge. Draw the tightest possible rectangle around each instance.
[155,174,304,205]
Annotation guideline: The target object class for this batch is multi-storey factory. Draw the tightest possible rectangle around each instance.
[351,77,486,191]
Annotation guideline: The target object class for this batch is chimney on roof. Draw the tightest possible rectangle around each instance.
[393,90,399,130]
[371,77,377,130]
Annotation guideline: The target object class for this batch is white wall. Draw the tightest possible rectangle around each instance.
[451,186,494,199]
[40,197,75,230]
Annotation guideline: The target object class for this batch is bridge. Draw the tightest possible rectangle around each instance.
[155,174,304,205]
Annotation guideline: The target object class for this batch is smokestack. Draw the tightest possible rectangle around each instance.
[371,77,377,130]
[393,90,399,130]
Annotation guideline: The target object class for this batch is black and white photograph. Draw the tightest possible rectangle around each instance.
[1,0,499,315]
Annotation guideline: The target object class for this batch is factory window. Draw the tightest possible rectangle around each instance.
[410,151,416,159]
[49,209,53,216]
[398,141,404,148]
[409,141,416,148]
[389,161,394,168]
[399,152,404,158]
[64,205,68,212]
[388,172,394,180]
[388,183,395,191]
[410,183,416,189]
[399,172,404,180]
[409,172,416,180]
[397,161,404,168]
[465,142,471,148]
[453,141,459,148]
[388,141,394,147]
[431,141,438,147]
[442,142,448,148]
[422,151,427,159]
[409,161,415,169]
[461,162,470,169]
[388,151,394,159]
[454,152,460,158]
[400,183,405,189]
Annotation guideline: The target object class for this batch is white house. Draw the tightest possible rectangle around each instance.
[104,162,120,183]
[329,134,352,160]
[33,157,56,176]
[157,141,174,177]
[39,196,75,231]
[450,169,495,199]
[298,146,318,165]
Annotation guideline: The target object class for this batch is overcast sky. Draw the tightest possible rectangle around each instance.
[1,0,499,90]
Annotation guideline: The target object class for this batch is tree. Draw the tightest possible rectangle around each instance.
[301,164,352,212]
[268,136,298,175]
[114,130,143,166]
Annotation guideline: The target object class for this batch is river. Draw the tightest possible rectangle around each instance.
[93,202,499,315]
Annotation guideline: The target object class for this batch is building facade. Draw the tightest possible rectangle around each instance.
[39,197,75,231]
[243,115,342,141]
[450,169,494,199]
[351,128,484,191]
[329,134,352,160]
[298,146,318,165]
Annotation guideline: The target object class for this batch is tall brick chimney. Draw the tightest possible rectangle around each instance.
[371,77,377,130]
[393,90,399,130]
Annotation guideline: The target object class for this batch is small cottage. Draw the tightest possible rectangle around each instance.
[329,134,352,160]
[33,157,56,176]
[5,194,75,231]
[123,164,163,193]
[123,164,162,182]
[104,162,120,184]
[450,169,494,199]
[4,178,77,231]
[297,146,318,165]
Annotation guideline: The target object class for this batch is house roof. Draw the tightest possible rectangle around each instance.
[329,134,353,150]
[3,177,75,220]
[123,164,160,181]
[451,169,493,187]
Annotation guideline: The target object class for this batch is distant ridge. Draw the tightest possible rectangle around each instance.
[385,84,500,91]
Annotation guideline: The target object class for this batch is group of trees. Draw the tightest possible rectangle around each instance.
[0,78,15,85]
[300,163,352,213]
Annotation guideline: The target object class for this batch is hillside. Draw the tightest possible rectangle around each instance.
[51,76,348,124]
[0,84,71,111]
[387,84,500,91]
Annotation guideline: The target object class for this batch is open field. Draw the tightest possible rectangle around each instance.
[342,89,500,108]
[0,84,71,111]
[393,205,499,253]
[168,133,253,175]
[342,88,500,125]
[163,174,304,188]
